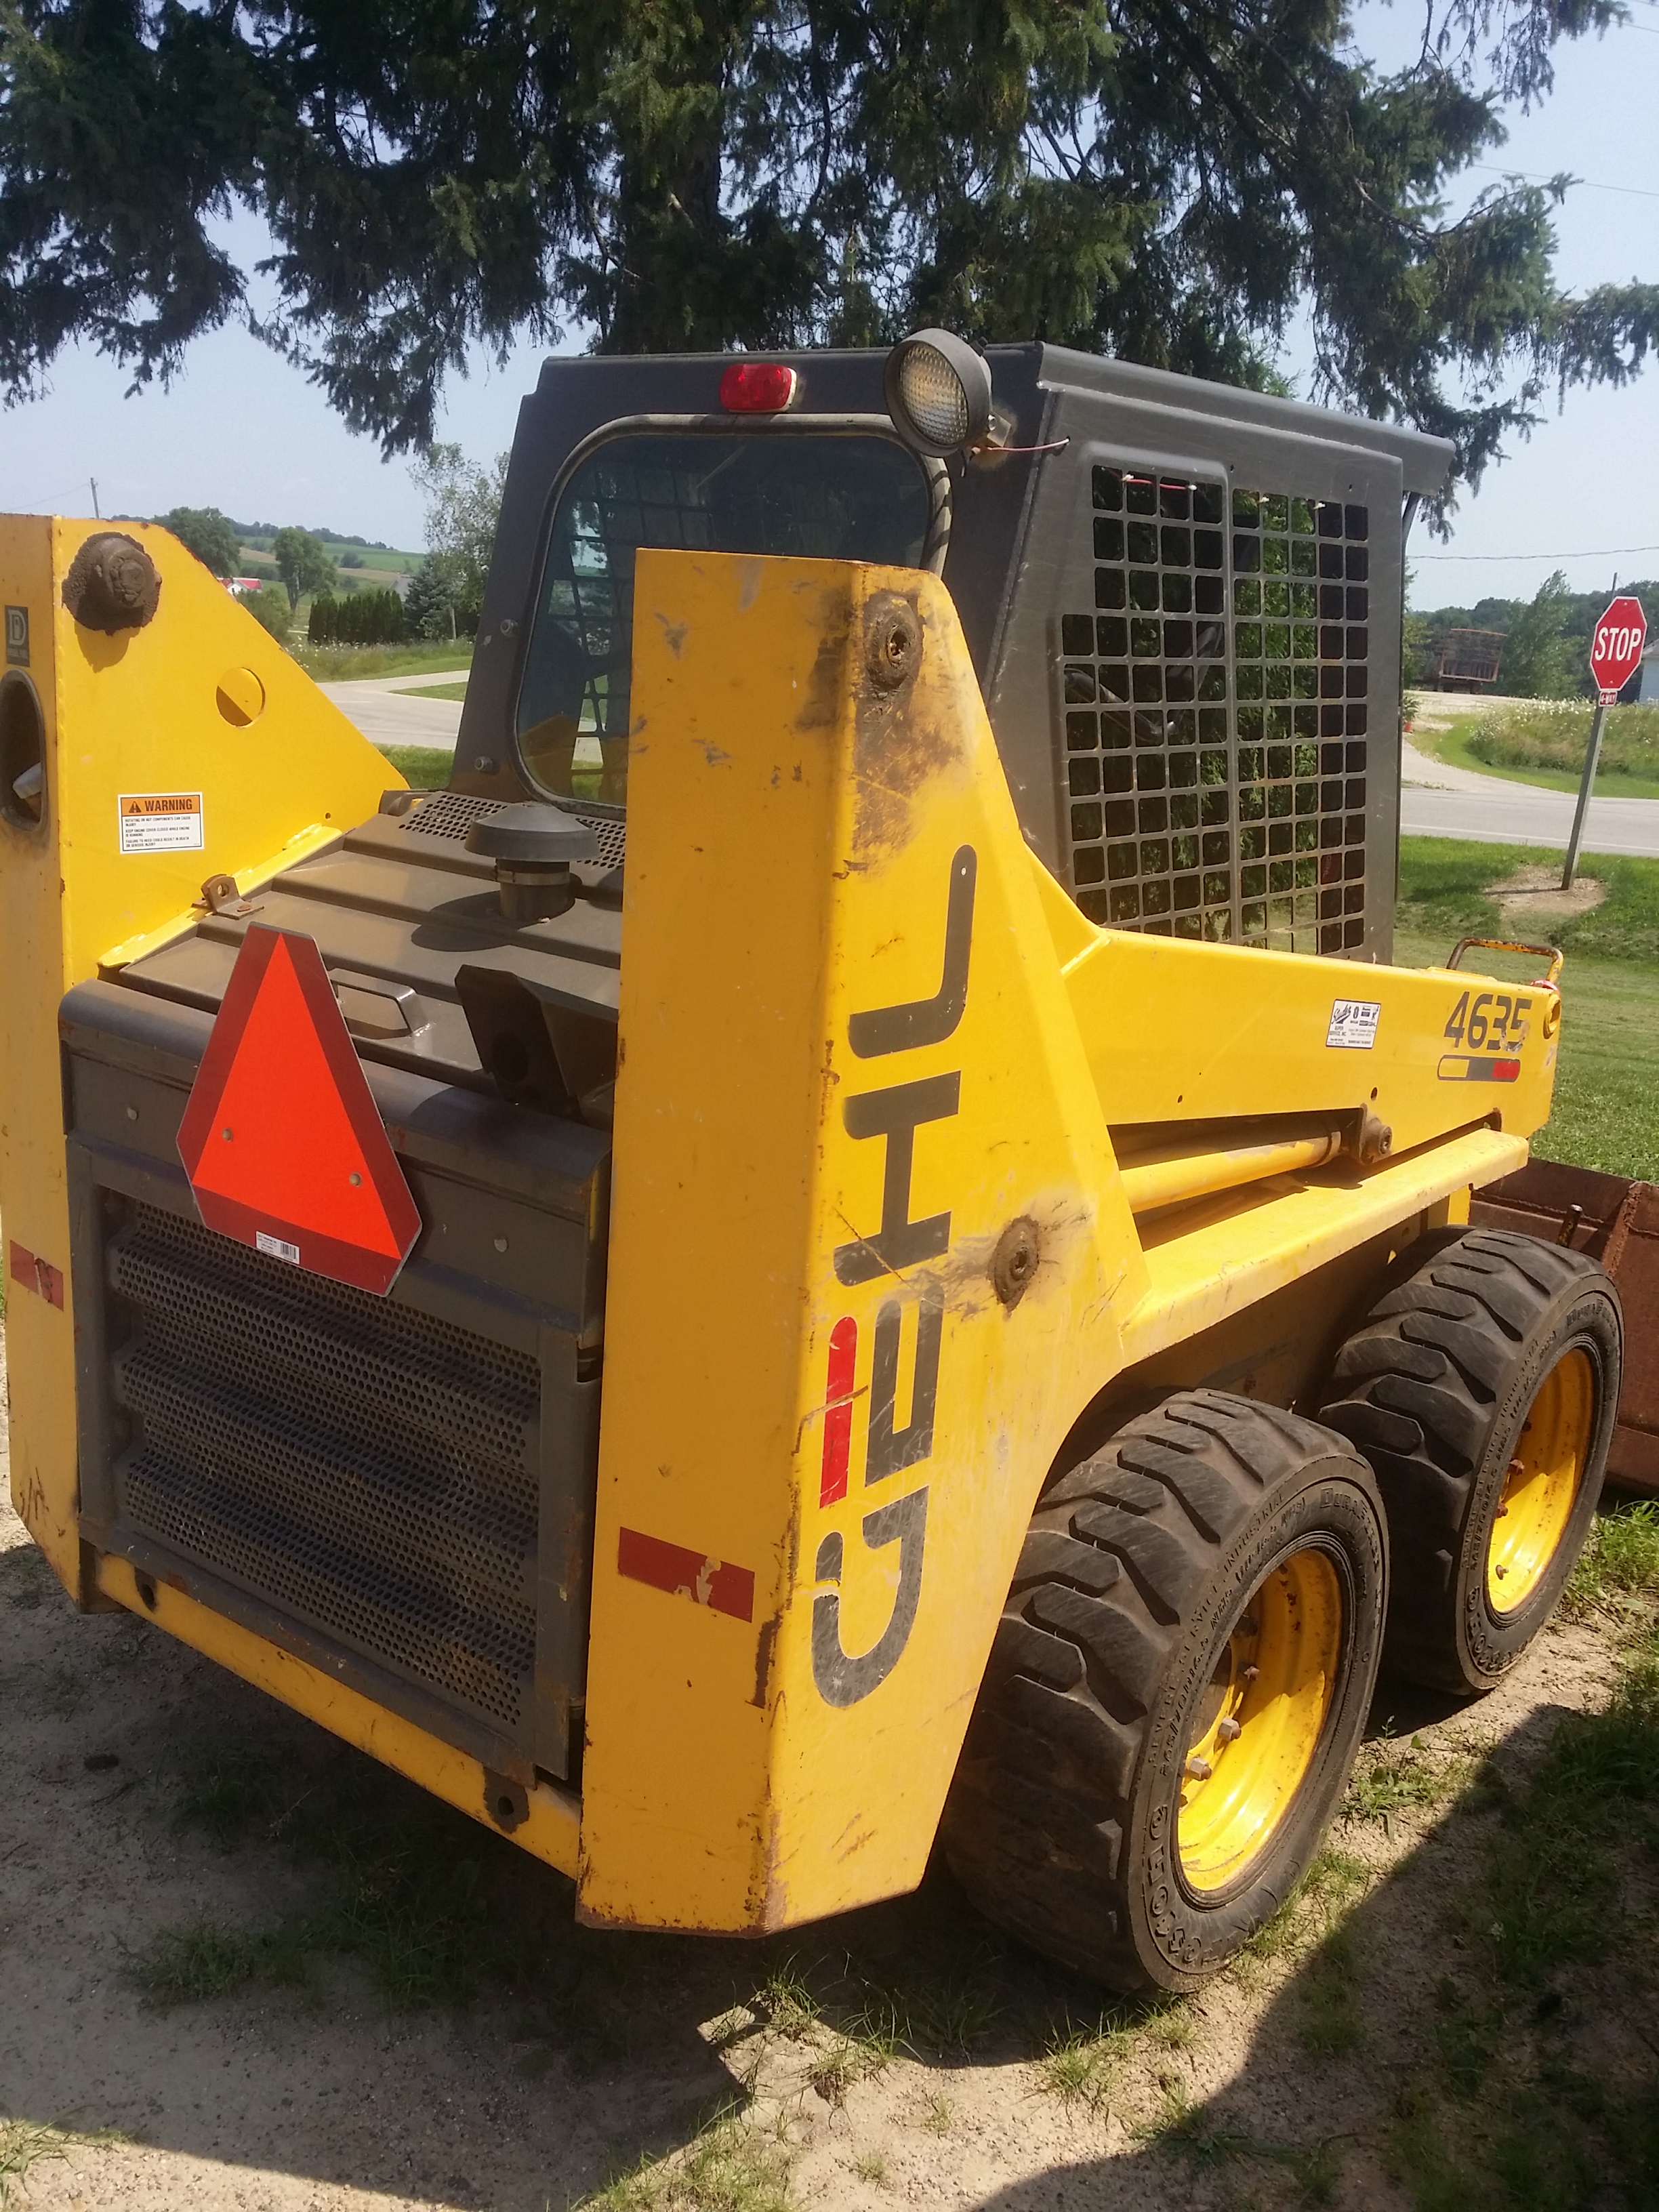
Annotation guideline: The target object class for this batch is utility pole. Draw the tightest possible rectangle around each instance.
[89,477,100,519]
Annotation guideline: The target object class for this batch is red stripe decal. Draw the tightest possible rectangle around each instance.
[8,1240,64,1309]
[617,1528,756,1622]
[1493,1059,1521,1082]
[819,1315,859,1506]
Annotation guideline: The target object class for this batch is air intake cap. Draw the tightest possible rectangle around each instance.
[466,803,600,925]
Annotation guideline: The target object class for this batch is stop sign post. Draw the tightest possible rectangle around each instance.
[1563,592,1647,888]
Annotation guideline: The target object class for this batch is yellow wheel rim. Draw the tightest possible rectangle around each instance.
[1177,1547,1343,1895]
[1486,1347,1594,1615]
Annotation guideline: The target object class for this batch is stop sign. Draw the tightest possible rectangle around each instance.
[1589,594,1647,701]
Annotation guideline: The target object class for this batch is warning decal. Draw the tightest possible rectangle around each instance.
[176,924,422,1295]
[1326,998,1381,1050]
[119,792,204,853]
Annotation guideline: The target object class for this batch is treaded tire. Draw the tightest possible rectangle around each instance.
[941,1391,1386,1991]
[1319,1227,1622,1695]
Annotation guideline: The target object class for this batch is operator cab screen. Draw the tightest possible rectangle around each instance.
[514,432,934,806]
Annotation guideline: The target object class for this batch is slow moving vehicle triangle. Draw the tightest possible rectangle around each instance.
[176,924,420,1293]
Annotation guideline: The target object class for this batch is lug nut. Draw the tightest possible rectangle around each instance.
[1509,1458,1526,1476]
[1494,1504,1509,1519]
[1186,1755,1212,1781]
[1241,1664,1260,1683]
[1495,1563,1508,1578]
[1216,1718,1242,1742]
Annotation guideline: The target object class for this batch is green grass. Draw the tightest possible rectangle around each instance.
[1132,2083,1347,2203]
[1410,712,1659,802]
[1344,1735,1469,1835]
[1566,1500,1659,1621]
[1395,838,1659,1180]
[1236,1845,1368,1967]
[0,2120,67,2208]
[1464,701,1659,787]
[126,1918,314,2008]
[399,679,470,702]
[584,2112,793,2211]
[376,744,452,790]
[1384,1590,1659,2210]
[295,641,473,682]
[1040,2016,1129,2110]
[0,2121,131,2207]
[131,1744,577,2015]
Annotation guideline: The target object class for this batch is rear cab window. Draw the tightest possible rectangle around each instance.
[515,431,935,805]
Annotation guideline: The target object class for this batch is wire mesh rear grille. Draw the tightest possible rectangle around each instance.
[405,788,626,870]
[109,1204,541,1735]
[1062,468,1370,954]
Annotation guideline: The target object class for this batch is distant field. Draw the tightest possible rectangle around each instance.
[401,680,469,702]
[239,533,422,576]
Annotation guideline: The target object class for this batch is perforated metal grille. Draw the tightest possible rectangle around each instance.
[405,789,626,870]
[405,790,503,842]
[1061,467,1370,954]
[109,1204,541,1734]
[1232,490,1370,954]
[1063,469,1231,940]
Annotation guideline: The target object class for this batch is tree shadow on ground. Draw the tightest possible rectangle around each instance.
[4,1508,1656,2211]
[972,1645,1659,2212]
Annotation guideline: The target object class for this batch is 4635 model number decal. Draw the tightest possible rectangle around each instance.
[1438,988,1530,1084]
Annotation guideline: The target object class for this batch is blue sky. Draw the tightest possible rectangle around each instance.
[1,1,1654,607]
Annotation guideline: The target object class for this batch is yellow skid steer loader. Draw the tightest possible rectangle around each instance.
[1,333,1647,1989]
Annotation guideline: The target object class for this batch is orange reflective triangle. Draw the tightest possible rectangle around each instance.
[178,927,420,1294]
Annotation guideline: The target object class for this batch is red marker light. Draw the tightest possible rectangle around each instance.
[720,361,798,413]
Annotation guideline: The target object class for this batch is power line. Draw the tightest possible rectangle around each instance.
[1414,544,1659,561]
[1469,161,1659,200]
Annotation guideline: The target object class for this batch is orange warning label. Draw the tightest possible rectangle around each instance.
[118,792,205,853]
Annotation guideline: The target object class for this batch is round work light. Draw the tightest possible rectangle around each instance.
[883,330,994,457]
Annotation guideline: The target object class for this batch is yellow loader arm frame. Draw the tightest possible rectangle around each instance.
[577,550,1542,1933]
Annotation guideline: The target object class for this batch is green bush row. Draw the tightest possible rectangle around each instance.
[308,588,405,646]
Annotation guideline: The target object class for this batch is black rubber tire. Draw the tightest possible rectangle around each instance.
[941,1391,1387,1991]
[1319,1227,1622,1696]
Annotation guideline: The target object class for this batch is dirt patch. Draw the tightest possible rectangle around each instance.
[0,1318,1647,2210]
[1490,861,1608,935]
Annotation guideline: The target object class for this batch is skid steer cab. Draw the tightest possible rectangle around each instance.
[0,334,1632,1989]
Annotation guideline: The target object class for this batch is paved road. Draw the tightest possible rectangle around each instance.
[324,676,1659,857]
[319,672,466,751]
[1400,735,1659,857]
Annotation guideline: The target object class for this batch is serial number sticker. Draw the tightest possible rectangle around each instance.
[255,1230,301,1264]
[1326,999,1381,1050]
[119,791,204,853]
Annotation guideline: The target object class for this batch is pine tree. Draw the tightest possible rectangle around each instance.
[3,1,1653,497]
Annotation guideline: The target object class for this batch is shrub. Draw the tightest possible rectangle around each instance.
[1465,702,1659,781]
[238,583,292,642]
[308,588,405,647]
